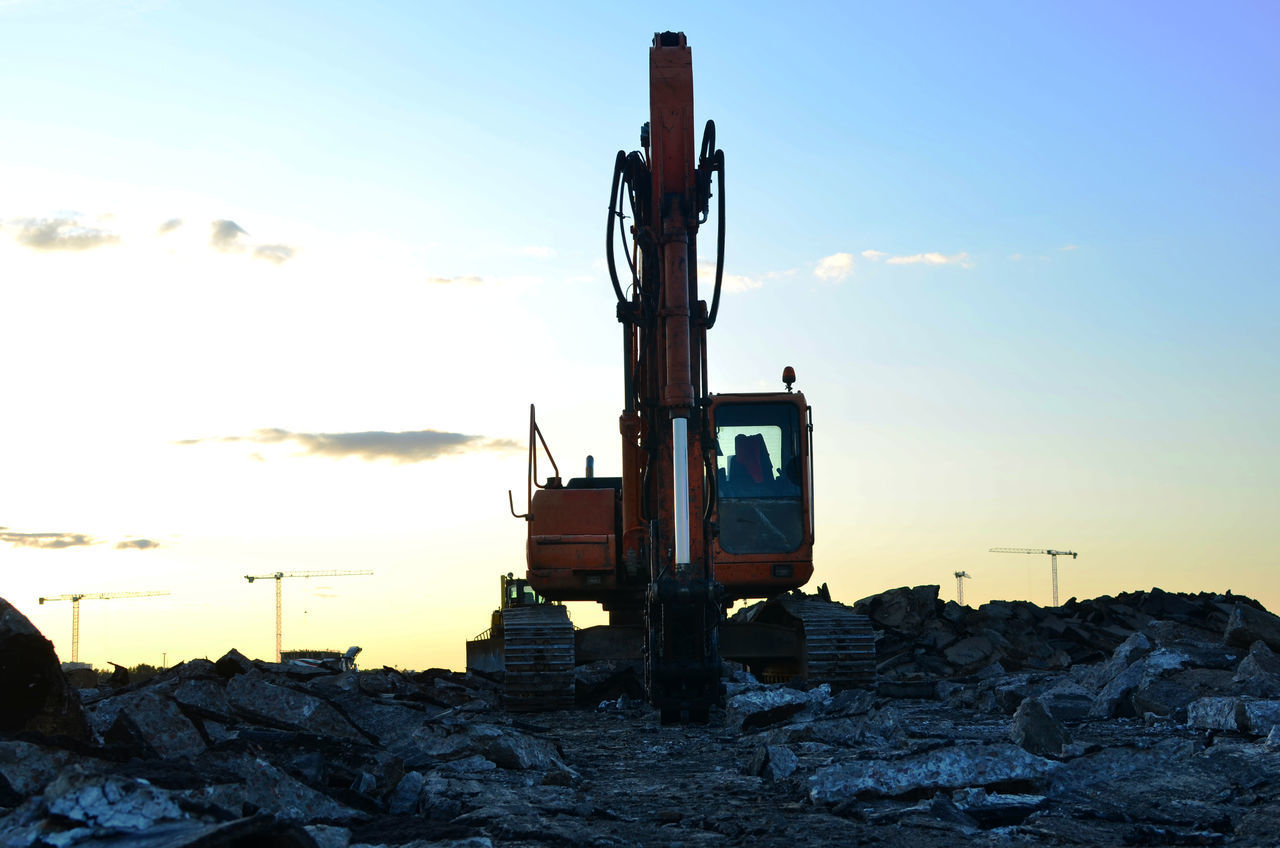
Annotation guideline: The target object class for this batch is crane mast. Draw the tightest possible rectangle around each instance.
[38,591,169,663]
[244,569,373,662]
[989,547,1078,607]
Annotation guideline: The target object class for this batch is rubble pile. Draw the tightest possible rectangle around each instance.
[854,584,1263,680]
[4,588,1280,846]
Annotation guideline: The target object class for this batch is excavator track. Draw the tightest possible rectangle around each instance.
[726,591,878,689]
[784,596,877,688]
[500,605,575,711]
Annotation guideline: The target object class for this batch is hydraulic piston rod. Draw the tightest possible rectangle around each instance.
[672,417,690,567]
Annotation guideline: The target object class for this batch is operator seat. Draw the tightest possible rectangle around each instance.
[730,433,773,490]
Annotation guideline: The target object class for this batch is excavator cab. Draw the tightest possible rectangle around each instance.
[708,391,815,599]
[500,572,548,609]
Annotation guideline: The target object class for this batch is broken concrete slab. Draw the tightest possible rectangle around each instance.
[172,677,235,722]
[1039,680,1094,722]
[852,584,940,635]
[809,742,1057,801]
[1089,657,1149,718]
[202,751,368,824]
[1187,696,1242,732]
[1010,697,1069,756]
[1132,677,1197,719]
[727,686,813,731]
[0,739,85,798]
[1236,640,1280,697]
[943,635,994,668]
[213,648,254,678]
[1239,699,1280,735]
[744,743,798,781]
[1226,603,1280,653]
[97,689,207,760]
[225,671,365,741]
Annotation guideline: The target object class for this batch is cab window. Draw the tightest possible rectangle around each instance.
[713,402,805,553]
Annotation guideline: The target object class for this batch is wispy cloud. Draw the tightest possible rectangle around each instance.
[0,530,96,549]
[884,251,974,269]
[4,211,297,264]
[10,215,120,251]
[814,252,855,282]
[1060,244,1079,251]
[427,275,485,285]
[177,427,521,464]
[209,219,297,264]
[0,527,163,550]
[859,248,974,269]
[697,263,762,293]
[722,273,762,293]
[210,219,249,251]
[253,244,295,264]
[116,538,161,550]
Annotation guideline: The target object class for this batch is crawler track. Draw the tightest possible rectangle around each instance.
[784,596,877,688]
[500,605,575,711]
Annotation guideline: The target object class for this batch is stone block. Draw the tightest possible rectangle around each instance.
[1226,604,1280,652]
[1239,699,1280,735]
[1010,698,1068,757]
[945,635,994,668]
[1132,679,1196,720]
[1039,682,1093,723]
[1089,658,1148,719]
[225,672,363,740]
[727,687,812,730]
[1186,697,1241,731]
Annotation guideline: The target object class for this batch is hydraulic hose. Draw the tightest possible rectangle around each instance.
[606,150,629,306]
[607,150,653,309]
[696,121,726,330]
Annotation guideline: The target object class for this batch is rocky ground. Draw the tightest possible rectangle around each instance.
[6,586,1280,847]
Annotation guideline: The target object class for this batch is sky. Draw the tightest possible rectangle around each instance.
[2,1,1277,672]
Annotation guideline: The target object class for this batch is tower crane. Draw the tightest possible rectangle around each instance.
[243,570,372,662]
[989,547,1078,607]
[37,591,169,663]
[954,571,971,606]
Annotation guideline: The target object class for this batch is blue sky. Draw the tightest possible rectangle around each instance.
[1,1,1276,669]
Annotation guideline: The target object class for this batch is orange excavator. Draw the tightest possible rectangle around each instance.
[467,32,874,722]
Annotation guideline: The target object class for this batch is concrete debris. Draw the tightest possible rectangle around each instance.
[1225,602,1280,652]
[1010,697,1069,756]
[1188,696,1244,732]
[5,587,1280,847]
[224,672,366,740]
[1038,680,1093,722]
[726,685,817,730]
[744,743,799,781]
[809,743,1057,801]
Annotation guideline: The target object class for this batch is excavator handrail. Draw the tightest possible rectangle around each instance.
[509,404,560,519]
